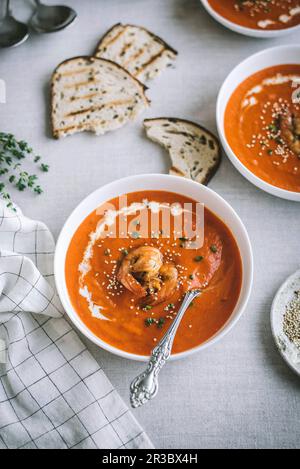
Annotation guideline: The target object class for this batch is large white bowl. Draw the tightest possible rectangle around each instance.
[55,174,253,362]
[200,0,300,38]
[217,45,300,202]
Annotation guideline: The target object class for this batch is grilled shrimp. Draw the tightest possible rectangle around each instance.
[142,263,178,307]
[117,246,163,298]
[117,246,178,305]
[279,113,300,156]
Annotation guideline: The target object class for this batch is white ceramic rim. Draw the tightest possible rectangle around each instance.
[55,174,253,362]
[217,45,300,202]
[200,0,300,38]
[270,269,300,377]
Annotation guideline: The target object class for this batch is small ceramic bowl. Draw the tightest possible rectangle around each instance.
[271,270,300,377]
[200,0,300,38]
[217,45,300,202]
[55,174,253,362]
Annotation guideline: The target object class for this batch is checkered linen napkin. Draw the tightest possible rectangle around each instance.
[0,201,153,449]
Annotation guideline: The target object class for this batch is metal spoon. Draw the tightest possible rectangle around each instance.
[0,0,29,48]
[30,0,77,33]
[130,289,201,408]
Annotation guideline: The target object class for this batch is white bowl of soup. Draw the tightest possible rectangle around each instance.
[200,0,300,38]
[217,45,300,201]
[55,174,253,361]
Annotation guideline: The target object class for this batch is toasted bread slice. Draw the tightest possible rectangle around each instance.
[144,118,221,185]
[94,23,177,82]
[51,56,150,139]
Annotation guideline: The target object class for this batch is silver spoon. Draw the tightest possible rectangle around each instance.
[30,0,77,33]
[0,0,29,48]
[130,289,201,408]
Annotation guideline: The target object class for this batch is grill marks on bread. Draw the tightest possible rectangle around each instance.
[51,56,149,139]
[95,23,177,82]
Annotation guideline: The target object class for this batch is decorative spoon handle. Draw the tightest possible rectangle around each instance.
[130,289,201,408]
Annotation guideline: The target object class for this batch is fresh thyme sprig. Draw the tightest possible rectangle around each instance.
[0,132,49,210]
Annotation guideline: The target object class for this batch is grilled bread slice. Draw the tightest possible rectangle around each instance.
[51,56,150,139]
[144,118,221,185]
[94,23,177,82]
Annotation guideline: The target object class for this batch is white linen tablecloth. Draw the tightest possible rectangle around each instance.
[0,201,153,449]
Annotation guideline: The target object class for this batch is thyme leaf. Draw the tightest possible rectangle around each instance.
[0,133,49,210]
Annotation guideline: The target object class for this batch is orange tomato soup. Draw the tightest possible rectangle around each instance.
[208,0,300,30]
[225,64,300,193]
[66,191,242,356]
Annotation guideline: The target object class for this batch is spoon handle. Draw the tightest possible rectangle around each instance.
[130,289,201,408]
[4,0,9,16]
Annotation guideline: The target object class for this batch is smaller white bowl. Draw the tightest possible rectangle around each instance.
[271,270,300,377]
[55,174,253,362]
[200,0,300,38]
[217,45,300,202]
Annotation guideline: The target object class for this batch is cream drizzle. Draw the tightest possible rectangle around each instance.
[257,5,300,29]
[258,19,275,29]
[241,73,300,109]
